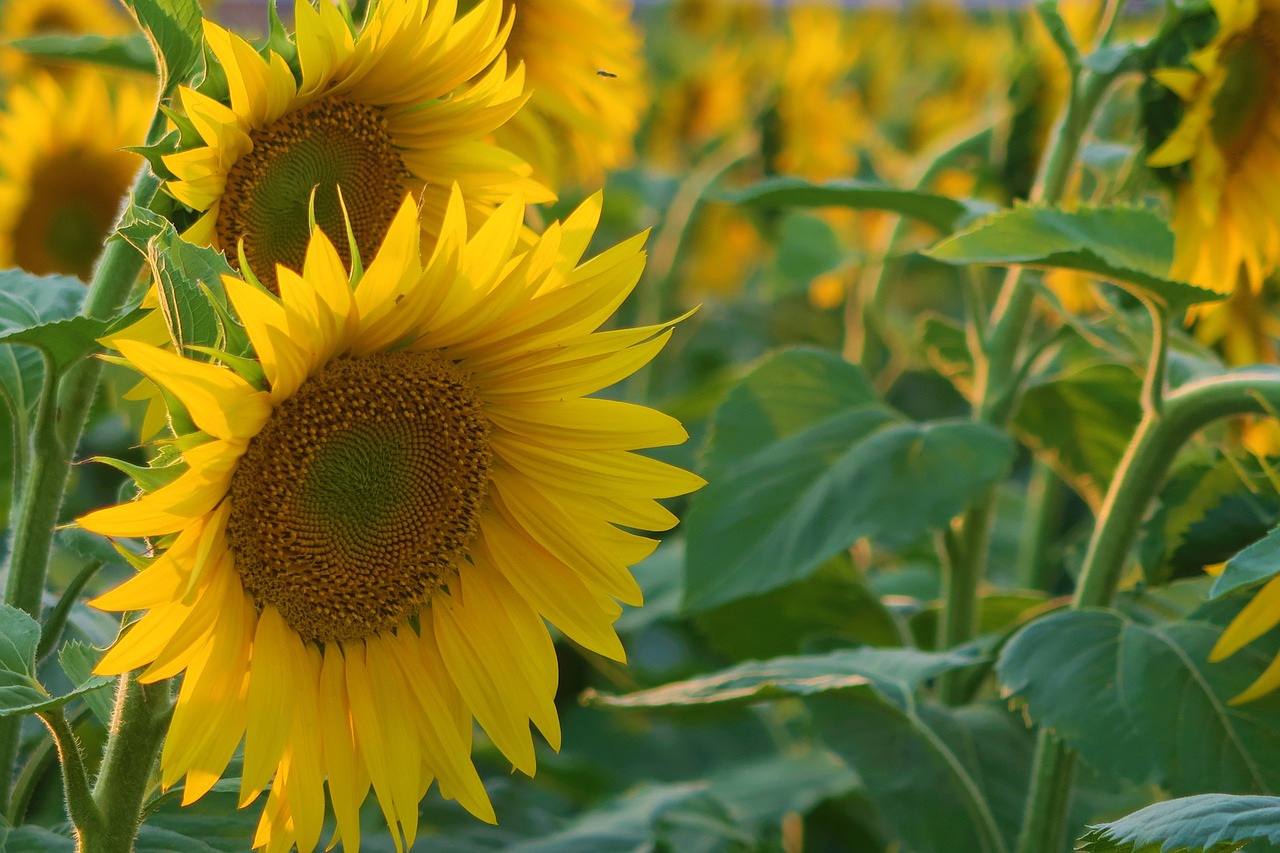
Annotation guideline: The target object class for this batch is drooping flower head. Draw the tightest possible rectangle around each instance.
[1147,0,1280,294]
[0,71,152,278]
[491,0,647,189]
[165,0,552,292]
[79,188,703,852]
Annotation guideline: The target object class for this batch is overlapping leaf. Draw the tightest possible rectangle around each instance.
[724,177,997,232]
[928,205,1221,311]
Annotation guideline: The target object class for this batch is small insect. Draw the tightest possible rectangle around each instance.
[596,69,618,78]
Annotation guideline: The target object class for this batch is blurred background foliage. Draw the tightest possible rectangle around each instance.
[10,0,1280,851]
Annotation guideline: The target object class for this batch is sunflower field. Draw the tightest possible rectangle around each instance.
[9,0,1280,851]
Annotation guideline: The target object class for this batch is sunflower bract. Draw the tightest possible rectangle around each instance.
[79,186,703,853]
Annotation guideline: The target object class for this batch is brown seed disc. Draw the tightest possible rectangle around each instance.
[225,351,492,643]
[215,97,408,292]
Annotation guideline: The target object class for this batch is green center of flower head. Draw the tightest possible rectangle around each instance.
[1211,13,1280,163]
[217,97,408,293]
[225,351,492,643]
[15,148,133,279]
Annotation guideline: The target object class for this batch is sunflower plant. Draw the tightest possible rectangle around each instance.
[14,1,1280,852]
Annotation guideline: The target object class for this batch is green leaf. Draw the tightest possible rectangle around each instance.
[703,752,860,828]
[0,315,116,373]
[58,642,115,727]
[928,205,1223,311]
[119,206,239,358]
[696,556,904,660]
[810,696,1028,853]
[0,604,40,678]
[0,604,50,716]
[1143,456,1280,587]
[998,609,1280,794]
[1214,526,1280,600]
[0,604,117,718]
[723,177,997,232]
[9,33,157,74]
[699,347,880,481]
[684,415,1014,611]
[0,826,75,852]
[584,646,984,710]
[120,0,204,94]
[1078,794,1280,853]
[767,213,845,297]
[1013,363,1143,509]
[505,782,713,853]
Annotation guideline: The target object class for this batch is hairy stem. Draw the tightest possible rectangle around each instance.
[37,707,103,847]
[1016,370,1280,852]
[85,676,172,853]
[0,115,163,810]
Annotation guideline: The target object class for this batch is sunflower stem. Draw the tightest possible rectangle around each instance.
[37,707,103,847]
[0,111,164,810]
[86,676,172,853]
[937,57,1118,706]
[1016,369,1280,852]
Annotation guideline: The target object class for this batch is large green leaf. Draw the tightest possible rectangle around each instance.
[585,646,984,710]
[684,415,1013,611]
[58,642,116,727]
[1014,363,1143,510]
[695,556,904,660]
[0,826,75,852]
[0,271,90,525]
[9,33,156,74]
[0,604,113,718]
[722,177,997,232]
[0,270,91,365]
[928,205,1222,311]
[1078,794,1280,853]
[998,609,1280,794]
[506,751,858,853]
[810,697,1028,853]
[1213,526,1280,600]
[699,347,880,481]
[121,0,204,93]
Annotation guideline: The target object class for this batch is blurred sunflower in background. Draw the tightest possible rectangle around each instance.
[0,72,152,279]
[164,0,550,292]
[643,0,773,171]
[1147,0,1280,314]
[492,0,647,189]
[773,4,865,182]
[79,189,702,852]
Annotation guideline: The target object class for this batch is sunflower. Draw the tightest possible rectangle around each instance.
[491,0,647,189]
[1147,0,1280,294]
[78,187,702,852]
[164,0,551,292]
[0,71,152,279]
[774,4,865,182]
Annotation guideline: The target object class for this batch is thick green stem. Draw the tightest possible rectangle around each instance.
[939,66,1118,707]
[1015,462,1067,592]
[85,676,171,853]
[0,156,160,813]
[939,488,993,704]
[1016,370,1280,852]
[37,708,102,847]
